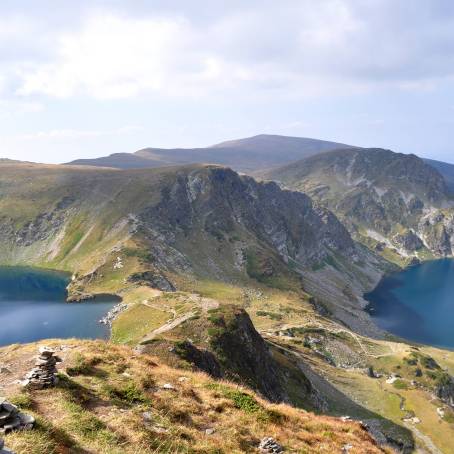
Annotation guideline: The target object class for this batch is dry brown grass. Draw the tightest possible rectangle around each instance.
[2,340,389,453]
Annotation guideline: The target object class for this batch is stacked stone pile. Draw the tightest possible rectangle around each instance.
[23,347,61,389]
[0,398,34,435]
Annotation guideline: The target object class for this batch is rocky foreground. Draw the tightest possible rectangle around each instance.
[0,340,388,454]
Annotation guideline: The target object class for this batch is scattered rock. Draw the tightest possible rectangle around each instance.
[436,407,445,419]
[162,383,175,390]
[403,416,420,424]
[113,256,123,270]
[22,347,61,389]
[205,428,215,435]
[0,367,11,375]
[142,412,153,423]
[342,444,353,453]
[386,374,399,384]
[99,303,128,326]
[151,425,168,434]
[0,437,15,453]
[340,416,351,422]
[258,437,283,453]
[0,399,35,434]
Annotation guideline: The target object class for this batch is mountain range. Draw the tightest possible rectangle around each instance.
[67,134,353,172]
[265,147,454,264]
[2,135,454,452]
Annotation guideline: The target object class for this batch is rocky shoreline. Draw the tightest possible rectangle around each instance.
[99,302,128,327]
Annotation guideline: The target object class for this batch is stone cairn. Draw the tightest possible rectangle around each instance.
[23,347,61,389]
[0,398,35,435]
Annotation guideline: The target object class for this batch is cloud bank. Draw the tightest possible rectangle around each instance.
[3,0,454,100]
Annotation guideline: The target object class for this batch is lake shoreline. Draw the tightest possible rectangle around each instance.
[0,266,118,346]
[364,258,454,350]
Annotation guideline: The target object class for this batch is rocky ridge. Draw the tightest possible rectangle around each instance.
[266,148,454,261]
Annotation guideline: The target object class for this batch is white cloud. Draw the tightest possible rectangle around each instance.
[11,1,454,101]
[17,125,143,141]
[18,14,216,99]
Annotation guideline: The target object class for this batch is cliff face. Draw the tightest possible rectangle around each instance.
[0,162,363,292]
[0,161,382,333]
[147,305,321,408]
[139,166,356,269]
[267,148,454,261]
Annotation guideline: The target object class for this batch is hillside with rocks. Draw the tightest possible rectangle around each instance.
[0,160,387,335]
[3,160,454,452]
[0,340,394,454]
[266,148,454,264]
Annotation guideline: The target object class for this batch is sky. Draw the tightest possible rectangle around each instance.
[1,0,454,164]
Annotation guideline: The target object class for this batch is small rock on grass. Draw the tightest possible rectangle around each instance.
[258,437,283,453]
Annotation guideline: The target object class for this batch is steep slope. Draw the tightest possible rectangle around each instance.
[0,160,391,336]
[425,158,454,194]
[0,340,390,454]
[266,148,454,263]
[67,134,354,172]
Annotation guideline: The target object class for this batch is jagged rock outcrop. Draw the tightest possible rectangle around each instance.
[0,162,357,280]
[435,374,454,408]
[139,166,356,269]
[266,148,454,259]
[203,306,320,407]
[394,231,424,252]
[173,341,222,378]
[0,161,382,335]
[144,305,323,409]
[127,271,175,291]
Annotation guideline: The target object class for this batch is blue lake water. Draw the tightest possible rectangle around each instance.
[365,259,454,349]
[0,266,118,346]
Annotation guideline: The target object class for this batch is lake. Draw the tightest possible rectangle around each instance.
[0,266,118,346]
[365,259,454,349]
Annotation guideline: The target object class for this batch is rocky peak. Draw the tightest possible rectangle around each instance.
[266,148,454,260]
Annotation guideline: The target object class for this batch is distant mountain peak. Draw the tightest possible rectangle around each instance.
[67,134,354,172]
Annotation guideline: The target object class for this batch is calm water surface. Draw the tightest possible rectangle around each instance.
[365,259,454,349]
[0,266,118,346]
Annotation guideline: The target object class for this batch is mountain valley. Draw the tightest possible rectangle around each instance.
[1,138,454,453]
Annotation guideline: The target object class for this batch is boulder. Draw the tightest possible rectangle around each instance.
[0,399,35,434]
[259,437,284,453]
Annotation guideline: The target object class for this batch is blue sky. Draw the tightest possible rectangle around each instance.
[1,0,454,164]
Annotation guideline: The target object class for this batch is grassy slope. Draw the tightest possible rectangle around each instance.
[264,320,454,453]
[1,340,387,454]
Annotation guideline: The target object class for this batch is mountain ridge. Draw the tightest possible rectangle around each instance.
[66,134,355,172]
[265,147,454,264]
[2,159,454,451]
